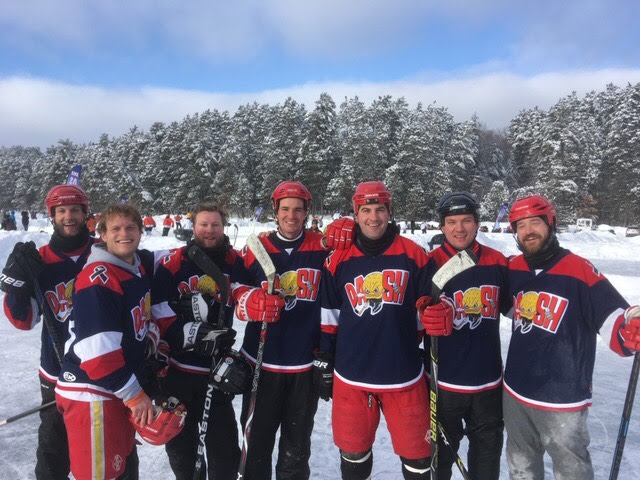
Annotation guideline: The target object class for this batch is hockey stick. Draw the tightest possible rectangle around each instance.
[437,422,471,480]
[428,249,478,480]
[237,234,277,480]
[609,343,640,479]
[187,245,229,480]
[0,400,56,427]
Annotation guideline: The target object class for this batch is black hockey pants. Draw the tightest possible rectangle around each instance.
[240,369,318,480]
[163,368,241,480]
[35,377,70,480]
[437,386,503,480]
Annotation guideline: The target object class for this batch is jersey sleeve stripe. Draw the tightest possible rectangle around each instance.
[321,307,340,327]
[80,349,126,380]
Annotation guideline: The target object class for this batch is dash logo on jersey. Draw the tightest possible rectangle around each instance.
[260,268,321,310]
[45,280,75,322]
[131,292,152,341]
[177,274,232,306]
[448,285,500,330]
[513,290,569,334]
[345,269,409,316]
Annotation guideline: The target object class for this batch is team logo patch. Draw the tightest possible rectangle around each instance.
[178,274,232,306]
[448,285,500,330]
[513,290,568,334]
[131,291,152,341]
[345,269,409,316]
[260,268,321,311]
[62,371,76,382]
[44,280,75,322]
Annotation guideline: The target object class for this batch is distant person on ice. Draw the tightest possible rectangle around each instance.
[21,210,29,230]
[162,214,174,237]
[503,194,640,480]
[143,213,156,235]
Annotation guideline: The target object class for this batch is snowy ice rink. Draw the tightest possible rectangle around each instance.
[1,216,639,479]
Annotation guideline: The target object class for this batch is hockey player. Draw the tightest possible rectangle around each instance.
[232,180,355,479]
[504,194,640,480]
[143,214,156,235]
[151,202,241,480]
[1,184,93,480]
[162,214,175,237]
[174,213,183,229]
[317,181,431,480]
[417,192,510,480]
[54,204,160,480]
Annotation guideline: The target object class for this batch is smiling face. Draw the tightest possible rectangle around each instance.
[276,197,307,239]
[355,204,390,241]
[515,216,551,255]
[440,213,478,251]
[193,210,225,249]
[52,204,86,238]
[100,214,142,263]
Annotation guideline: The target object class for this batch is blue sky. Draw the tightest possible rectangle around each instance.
[1,0,639,148]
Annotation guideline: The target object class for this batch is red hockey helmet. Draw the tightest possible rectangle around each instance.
[131,396,187,446]
[508,195,556,231]
[271,181,312,210]
[352,181,392,214]
[45,184,90,217]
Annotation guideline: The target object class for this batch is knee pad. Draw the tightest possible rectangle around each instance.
[340,449,373,480]
[400,456,430,480]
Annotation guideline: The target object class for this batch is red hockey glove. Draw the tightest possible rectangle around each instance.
[144,321,161,358]
[323,217,356,250]
[621,306,640,352]
[418,297,454,336]
[235,287,285,323]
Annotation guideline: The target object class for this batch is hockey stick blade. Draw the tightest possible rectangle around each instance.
[246,234,277,294]
[187,245,229,305]
[431,249,478,299]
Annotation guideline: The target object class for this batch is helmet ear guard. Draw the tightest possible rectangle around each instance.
[131,396,187,446]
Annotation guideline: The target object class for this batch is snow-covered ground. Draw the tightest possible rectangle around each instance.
[1,217,639,479]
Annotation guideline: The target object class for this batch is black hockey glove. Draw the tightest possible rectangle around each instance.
[313,351,334,401]
[0,241,43,296]
[182,322,236,357]
[170,292,218,324]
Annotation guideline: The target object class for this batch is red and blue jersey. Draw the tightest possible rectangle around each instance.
[232,231,326,373]
[505,248,630,411]
[151,245,237,375]
[426,241,510,393]
[55,244,153,404]
[320,234,430,391]
[3,240,94,382]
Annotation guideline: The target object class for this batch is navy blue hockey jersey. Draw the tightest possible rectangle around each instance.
[320,234,430,391]
[3,240,94,381]
[232,231,326,373]
[55,244,153,403]
[426,241,510,393]
[151,245,237,374]
[505,249,630,411]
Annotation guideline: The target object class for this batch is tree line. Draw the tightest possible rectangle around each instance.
[1,82,639,225]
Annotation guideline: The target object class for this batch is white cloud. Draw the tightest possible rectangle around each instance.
[3,69,640,148]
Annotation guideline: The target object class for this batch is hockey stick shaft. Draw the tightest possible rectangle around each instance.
[428,249,478,480]
[0,400,56,427]
[609,351,640,480]
[238,234,277,479]
[437,422,471,480]
[187,245,230,480]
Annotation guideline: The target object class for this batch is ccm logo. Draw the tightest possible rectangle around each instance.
[0,274,25,287]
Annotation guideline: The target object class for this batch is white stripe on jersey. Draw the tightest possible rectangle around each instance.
[321,307,340,327]
[74,331,123,363]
